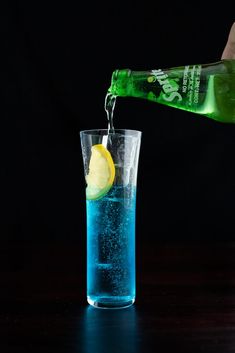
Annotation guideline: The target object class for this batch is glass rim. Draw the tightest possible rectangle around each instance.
[80,128,142,135]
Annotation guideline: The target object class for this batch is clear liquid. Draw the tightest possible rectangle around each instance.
[86,185,136,308]
[104,92,116,133]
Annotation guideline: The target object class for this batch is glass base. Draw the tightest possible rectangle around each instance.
[87,296,135,309]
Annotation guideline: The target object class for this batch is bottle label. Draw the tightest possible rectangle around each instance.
[149,65,202,106]
[181,65,201,106]
[150,69,182,102]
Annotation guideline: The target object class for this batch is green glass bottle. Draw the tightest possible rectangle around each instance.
[108,60,235,123]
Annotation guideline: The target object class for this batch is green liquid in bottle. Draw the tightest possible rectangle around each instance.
[107,60,235,124]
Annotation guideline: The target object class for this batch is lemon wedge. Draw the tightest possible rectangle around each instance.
[86,144,115,200]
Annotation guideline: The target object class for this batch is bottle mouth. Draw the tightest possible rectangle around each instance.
[112,69,131,81]
[112,69,120,81]
[109,69,131,96]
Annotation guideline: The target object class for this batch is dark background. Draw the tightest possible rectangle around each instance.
[2,2,235,250]
[3,6,235,352]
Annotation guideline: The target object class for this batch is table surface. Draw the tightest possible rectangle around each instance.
[4,239,235,353]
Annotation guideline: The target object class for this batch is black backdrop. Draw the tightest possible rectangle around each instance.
[2,2,235,248]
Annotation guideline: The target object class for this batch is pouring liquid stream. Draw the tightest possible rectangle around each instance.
[103,93,116,147]
[105,93,116,133]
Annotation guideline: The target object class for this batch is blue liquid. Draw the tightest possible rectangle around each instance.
[86,185,136,309]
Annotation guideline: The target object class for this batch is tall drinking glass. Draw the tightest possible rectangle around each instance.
[80,129,142,309]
